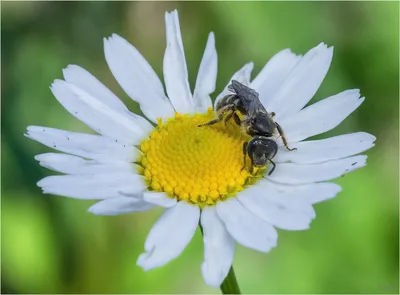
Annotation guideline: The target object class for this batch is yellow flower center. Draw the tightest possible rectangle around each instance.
[139,108,264,208]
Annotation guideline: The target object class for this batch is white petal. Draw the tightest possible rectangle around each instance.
[275,132,376,164]
[137,202,199,271]
[51,80,149,143]
[35,153,134,174]
[267,155,367,184]
[25,126,139,162]
[299,182,342,204]
[238,181,316,230]
[193,32,217,112]
[269,43,334,120]
[201,207,235,288]
[143,191,177,208]
[37,173,146,199]
[216,198,277,252]
[214,62,254,108]
[163,10,194,114]
[251,49,301,108]
[62,64,129,113]
[279,89,364,143]
[63,65,154,134]
[88,197,154,215]
[104,34,175,122]
[252,180,342,204]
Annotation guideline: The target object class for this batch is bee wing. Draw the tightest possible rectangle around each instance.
[227,83,235,93]
[231,80,258,96]
[245,96,263,117]
[230,80,268,116]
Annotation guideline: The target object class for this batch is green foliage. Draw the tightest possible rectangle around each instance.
[1,2,398,293]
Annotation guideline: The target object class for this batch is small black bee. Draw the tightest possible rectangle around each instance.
[198,80,296,175]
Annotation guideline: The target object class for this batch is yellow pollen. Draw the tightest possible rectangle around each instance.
[139,108,265,208]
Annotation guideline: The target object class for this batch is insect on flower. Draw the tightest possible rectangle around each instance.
[25,9,376,291]
[199,79,296,175]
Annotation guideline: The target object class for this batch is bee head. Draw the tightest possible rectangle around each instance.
[247,136,278,167]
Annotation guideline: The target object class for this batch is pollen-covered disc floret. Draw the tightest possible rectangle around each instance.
[139,109,263,207]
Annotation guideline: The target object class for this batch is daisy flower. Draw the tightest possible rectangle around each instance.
[25,9,375,291]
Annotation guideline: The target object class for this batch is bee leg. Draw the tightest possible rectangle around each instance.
[249,163,254,174]
[275,122,297,151]
[267,159,276,175]
[223,110,234,125]
[270,112,276,119]
[233,112,241,126]
[197,118,221,127]
[241,142,248,171]
[198,104,235,127]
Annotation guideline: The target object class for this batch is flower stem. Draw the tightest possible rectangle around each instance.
[220,265,241,294]
[198,224,241,294]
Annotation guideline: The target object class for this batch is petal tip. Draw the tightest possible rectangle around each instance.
[201,262,225,288]
[336,184,343,194]
[165,10,173,20]
[50,79,65,90]
[136,252,152,271]
[246,61,254,69]
[37,178,46,188]
[87,204,105,215]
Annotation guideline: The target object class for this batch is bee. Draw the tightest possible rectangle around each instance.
[198,80,296,175]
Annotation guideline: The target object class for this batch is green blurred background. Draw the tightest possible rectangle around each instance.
[1,1,399,294]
